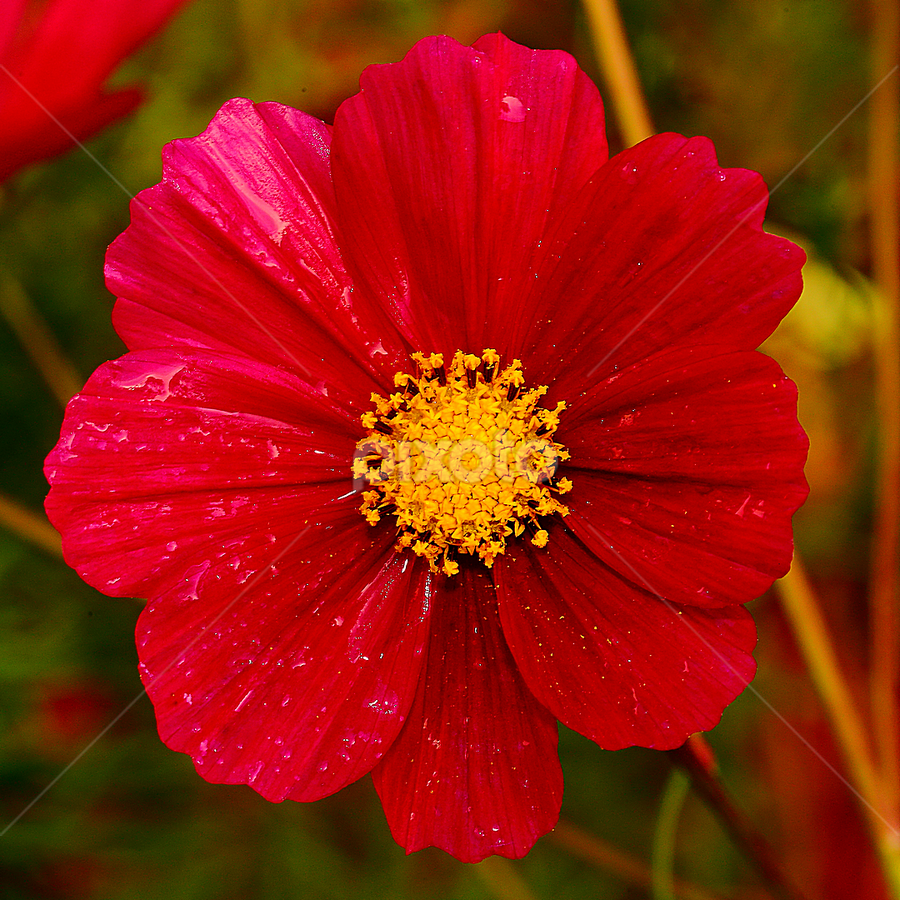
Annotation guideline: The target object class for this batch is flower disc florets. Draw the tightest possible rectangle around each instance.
[354,350,572,575]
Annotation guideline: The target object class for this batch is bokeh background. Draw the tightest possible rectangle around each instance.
[0,1,892,898]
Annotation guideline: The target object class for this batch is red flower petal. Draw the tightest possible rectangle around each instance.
[40,31,812,863]
[46,347,429,803]
[4,0,188,98]
[138,527,431,803]
[45,348,361,598]
[559,345,808,606]
[565,472,798,609]
[495,528,757,750]
[108,99,407,397]
[0,2,28,59]
[331,32,608,356]
[520,134,804,394]
[562,345,807,481]
[372,565,562,862]
[0,0,189,180]
[0,87,143,182]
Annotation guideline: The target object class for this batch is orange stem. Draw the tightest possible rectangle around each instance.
[0,274,81,409]
[580,0,654,146]
[778,557,900,896]
[0,493,62,558]
[867,0,900,833]
[472,857,539,900]
[670,736,812,900]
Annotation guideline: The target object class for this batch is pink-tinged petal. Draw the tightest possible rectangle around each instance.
[137,520,431,803]
[373,565,562,862]
[515,133,804,394]
[108,99,407,396]
[331,33,607,356]
[0,0,189,180]
[495,529,757,750]
[557,345,807,606]
[45,349,362,598]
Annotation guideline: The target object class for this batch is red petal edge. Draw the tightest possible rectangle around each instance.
[560,345,809,607]
[521,134,805,395]
[45,348,360,599]
[108,98,406,399]
[0,0,189,181]
[139,532,431,802]
[373,565,563,862]
[495,528,757,751]
[331,32,608,358]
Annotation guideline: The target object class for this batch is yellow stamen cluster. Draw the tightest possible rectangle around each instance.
[353,350,572,576]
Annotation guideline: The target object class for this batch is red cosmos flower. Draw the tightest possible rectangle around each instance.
[0,0,189,182]
[45,34,808,862]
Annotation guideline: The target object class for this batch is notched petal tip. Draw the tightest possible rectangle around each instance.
[331,31,608,358]
[373,567,563,863]
[496,530,759,752]
[140,538,431,805]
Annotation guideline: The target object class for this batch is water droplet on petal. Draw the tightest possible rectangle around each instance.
[499,95,526,123]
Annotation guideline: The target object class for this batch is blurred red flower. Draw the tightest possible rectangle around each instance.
[39,681,114,743]
[0,0,189,182]
[45,34,808,862]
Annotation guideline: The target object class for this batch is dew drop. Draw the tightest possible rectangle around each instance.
[499,95,526,123]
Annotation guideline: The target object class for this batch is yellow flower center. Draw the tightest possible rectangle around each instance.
[353,350,572,576]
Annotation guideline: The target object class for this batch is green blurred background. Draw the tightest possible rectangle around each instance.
[0,1,888,897]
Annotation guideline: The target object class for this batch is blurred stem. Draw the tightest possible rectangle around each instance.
[472,857,538,900]
[777,556,880,803]
[0,273,81,409]
[777,556,900,897]
[867,0,900,835]
[581,0,654,146]
[651,768,691,900]
[549,818,729,900]
[0,493,62,558]
[669,736,811,900]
